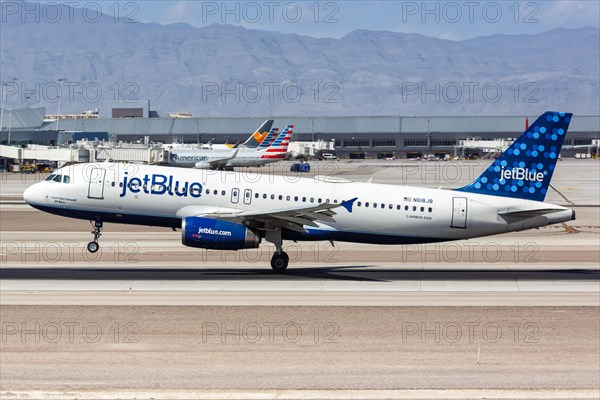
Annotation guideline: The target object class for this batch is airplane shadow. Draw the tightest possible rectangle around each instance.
[1,265,598,283]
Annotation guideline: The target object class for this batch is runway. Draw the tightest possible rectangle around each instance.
[1,263,598,305]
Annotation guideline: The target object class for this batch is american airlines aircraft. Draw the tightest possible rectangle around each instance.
[23,112,574,272]
[169,125,293,169]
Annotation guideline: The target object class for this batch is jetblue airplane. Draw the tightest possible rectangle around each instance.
[23,112,574,271]
[169,125,292,169]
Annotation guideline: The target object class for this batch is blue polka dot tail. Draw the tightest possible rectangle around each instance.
[456,111,573,202]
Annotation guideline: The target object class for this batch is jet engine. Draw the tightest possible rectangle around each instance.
[194,162,212,169]
[182,217,261,250]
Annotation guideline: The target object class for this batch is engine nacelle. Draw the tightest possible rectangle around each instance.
[194,161,212,169]
[182,217,260,250]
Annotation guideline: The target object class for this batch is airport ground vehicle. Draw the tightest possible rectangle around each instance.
[290,162,311,172]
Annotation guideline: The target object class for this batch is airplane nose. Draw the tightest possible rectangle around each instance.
[23,184,37,205]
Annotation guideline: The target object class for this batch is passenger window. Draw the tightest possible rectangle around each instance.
[213,190,218,195]
[420,207,424,212]
[255,193,259,198]
[271,194,275,200]
[405,205,409,211]
[294,196,298,201]
[397,205,401,210]
[222,190,226,196]
[263,194,267,199]
[413,206,417,211]
[318,198,322,203]
[373,203,377,208]
[310,198,314,203]
[119,182,123,187]
[279,195,283,200]
[111,182,115,187]
[428,207,433,213]
[365,202,370,207]
[388,204,392,209]
[286,195,291,201]
[302,197,306,202]
[381,204,385,209]
[357,201,362,207]
[206,189,210,195]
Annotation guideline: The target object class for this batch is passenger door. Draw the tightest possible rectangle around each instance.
[450,197,467,229]
[87,168,107,200]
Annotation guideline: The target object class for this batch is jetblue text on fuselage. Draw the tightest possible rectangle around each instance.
[501,167,544,182]
[120,173,203,198]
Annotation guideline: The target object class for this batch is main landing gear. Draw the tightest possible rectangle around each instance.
[270,251,289,272]
[266,229,289,272]
[87,219,103,253]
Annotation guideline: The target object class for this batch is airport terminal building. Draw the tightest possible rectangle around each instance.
[1,107,598,159]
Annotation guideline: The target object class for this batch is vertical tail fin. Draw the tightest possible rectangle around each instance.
[236,119,274,148]
[456,112,572,202]
[257,128,279,149]
[260,125,293,159]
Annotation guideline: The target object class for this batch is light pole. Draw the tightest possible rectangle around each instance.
[56,78,67,132]
[1,78,17,136]
[7,78,17,145]
[0,83,7,133]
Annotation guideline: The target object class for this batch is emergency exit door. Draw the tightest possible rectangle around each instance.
[450,197,468,229]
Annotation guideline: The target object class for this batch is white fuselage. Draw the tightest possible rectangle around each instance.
[24,162,573,244]
[169,148,280,168]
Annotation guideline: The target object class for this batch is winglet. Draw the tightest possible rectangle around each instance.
[228,149,239,160]
[341,197,358,213]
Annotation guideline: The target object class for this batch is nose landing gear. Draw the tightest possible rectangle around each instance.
[87,219,103,253]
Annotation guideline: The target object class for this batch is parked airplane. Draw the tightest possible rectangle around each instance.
[169,125,292,169]
[24,112,574,272]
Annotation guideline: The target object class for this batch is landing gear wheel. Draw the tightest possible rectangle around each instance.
[87,219,103,253]
[87,241,100,253]
[270,251,289,272]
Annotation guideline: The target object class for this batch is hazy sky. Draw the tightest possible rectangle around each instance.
[130,0,599,40]
[24,1,599,39]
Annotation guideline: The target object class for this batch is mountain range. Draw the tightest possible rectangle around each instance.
[2,1,599,116]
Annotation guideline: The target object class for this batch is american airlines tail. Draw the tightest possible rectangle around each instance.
[457,111,572,202]
[260,125,293,159]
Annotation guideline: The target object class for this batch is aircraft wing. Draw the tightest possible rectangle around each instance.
[196,149,239,169]
[190,197,357,232]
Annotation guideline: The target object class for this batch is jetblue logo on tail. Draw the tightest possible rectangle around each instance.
[457,112,572,202]
[501,167,544,182]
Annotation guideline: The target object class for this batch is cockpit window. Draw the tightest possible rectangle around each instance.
[63,175,70,183]
[46,174,56,182]
[52,175,62,182]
